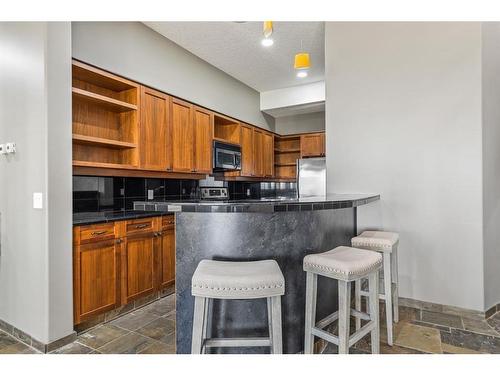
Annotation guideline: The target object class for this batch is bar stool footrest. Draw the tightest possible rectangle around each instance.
[204,337,271,348]
[311,320,376,348]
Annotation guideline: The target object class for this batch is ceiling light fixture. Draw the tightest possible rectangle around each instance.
[294,40,311,78]
[261,38,274,47]
[261,21,274,47]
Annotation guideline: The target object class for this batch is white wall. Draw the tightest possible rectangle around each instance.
[325,22,485,311]
[275,111,325,135]
[0,22,73,344]
[72,22,274,131]
[260,81,325,111]
[481,23,500,311]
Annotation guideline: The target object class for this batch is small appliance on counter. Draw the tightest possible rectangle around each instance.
[213,141,241,171]
[297,157,326,198]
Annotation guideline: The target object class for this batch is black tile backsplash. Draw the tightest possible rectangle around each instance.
[227,181,297,200]
[73,176,297,213]
[73,176,201,213]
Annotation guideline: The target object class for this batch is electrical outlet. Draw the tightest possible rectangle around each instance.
[5,142,16,154]
[147,189,154,200]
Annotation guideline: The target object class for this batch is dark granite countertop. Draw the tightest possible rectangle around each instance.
[73,210,170,226]
[133,193,380,214]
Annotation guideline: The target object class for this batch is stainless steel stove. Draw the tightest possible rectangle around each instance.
[199,187,229,201]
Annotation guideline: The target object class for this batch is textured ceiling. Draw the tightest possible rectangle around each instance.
[144,22,325,92]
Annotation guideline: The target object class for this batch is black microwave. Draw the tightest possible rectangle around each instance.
[213,141,242,171]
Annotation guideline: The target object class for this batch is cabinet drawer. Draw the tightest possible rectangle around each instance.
[126,218,155,235]
[79,223,116,244]
[161,215,175,230]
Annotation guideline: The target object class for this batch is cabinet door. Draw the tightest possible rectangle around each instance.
[74,239,121,324]
[139,87,171,170]
[170,98,194,172]
[240,124,255,177]
[122,233,157,304]
[253,129,264,177]
[193,106,213,174]
[158,226,175,289]
[301,133,325,158]
[262,132,274,178]
[320,132,326,156]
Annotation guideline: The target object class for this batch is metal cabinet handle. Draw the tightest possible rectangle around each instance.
[135,224,149,229]
[115,239,123,244]
[91,230,107,236]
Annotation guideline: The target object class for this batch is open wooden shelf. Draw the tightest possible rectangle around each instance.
[72,134,137,149]
[72,88,137,113]
[214,113,241,145]
[213,137,241,146]
[275,148,300,153]
[274,162,297,167]
[73,60,137,92]
[73,160,138,170]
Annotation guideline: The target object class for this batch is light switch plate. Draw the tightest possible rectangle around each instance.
[33,192,43,209]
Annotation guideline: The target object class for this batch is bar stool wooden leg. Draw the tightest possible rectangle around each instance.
[355,279,362,331]
[304,272,317,354]
[392,247,399,323]
[270,296,283,354]
[191,296,206,354]
[383,252,393,346]
[338,280,351,354]
[267,297,274,353]
[201,298,211,354]
[368,271,380,354]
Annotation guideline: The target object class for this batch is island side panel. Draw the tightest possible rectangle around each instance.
[175,208,356,354]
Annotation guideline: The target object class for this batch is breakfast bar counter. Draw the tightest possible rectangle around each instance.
[137,193,380,354]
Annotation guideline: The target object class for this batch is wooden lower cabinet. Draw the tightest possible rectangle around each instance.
[73,239,122,325]
[121,232,157,304]
[73,215,175,324]
[158,225,175,289]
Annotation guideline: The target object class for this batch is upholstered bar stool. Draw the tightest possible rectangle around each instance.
[351,231,399,346]
[303,246,382,354]
[191,259,285,354]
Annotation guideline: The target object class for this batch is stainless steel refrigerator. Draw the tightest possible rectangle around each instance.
[297,157,326,198]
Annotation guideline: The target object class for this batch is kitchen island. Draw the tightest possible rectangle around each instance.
[135,194,380,354]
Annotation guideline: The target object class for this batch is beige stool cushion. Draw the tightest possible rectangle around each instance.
[351,231,399,252]
[192,259,285,300]
[303,246,382,281]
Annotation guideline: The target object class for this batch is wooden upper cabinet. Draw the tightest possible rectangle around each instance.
[240,124,255,177]
[170,98,195,172]
[139,87,171,171]
[300,132,326,158]
[253,129,265,177]
[262,132,274,178]
[193,106,214,174]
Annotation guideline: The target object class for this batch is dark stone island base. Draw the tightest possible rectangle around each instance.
[175,206,363,354]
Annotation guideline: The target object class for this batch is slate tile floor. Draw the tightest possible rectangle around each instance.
[325,306,500,354]
[0,294,176,354]
[1,294,500,354]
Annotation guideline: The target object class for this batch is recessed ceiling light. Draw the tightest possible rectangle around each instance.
[261,38,274,47]
[297,71,308,78]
